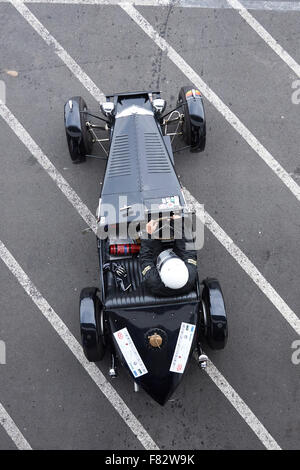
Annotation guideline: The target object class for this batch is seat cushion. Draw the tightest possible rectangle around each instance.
[104,256,198,309]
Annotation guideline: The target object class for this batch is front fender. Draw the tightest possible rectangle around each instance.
[64,97,83,139]
[186,90,206,152]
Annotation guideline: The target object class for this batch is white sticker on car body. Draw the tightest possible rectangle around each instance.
[170,322,196,374]
[114,327,148,378]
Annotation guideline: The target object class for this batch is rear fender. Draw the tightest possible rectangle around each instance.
[202,278,228,350]
[80,288,105,360]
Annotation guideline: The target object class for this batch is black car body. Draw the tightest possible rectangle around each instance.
[64,89,227,405]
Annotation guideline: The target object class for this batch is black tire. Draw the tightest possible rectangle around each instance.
[66,133,82,163]
[79,287,105,362]
[79,97,93,155]
[178,86,193,146]
[67,97,93,164]
[201,278,228,350]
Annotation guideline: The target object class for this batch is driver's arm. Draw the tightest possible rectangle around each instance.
[139,219,171,295]
[139,220,160,285]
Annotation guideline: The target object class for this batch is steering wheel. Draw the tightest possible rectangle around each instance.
[151,216,181,239]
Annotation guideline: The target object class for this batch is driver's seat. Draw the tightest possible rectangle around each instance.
[104,256,198,309]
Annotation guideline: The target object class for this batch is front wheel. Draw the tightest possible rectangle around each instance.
[66,133,82,163]
[177,86,206,152]
[64,96,93,163]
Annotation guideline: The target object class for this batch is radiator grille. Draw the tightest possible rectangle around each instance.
[108,134,131,177]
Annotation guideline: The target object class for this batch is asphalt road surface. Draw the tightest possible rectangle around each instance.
[0,0,299,450]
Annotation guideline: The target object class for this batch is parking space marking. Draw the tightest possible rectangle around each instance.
[0,238,281,450]
[0,3,296,448]
[2,0,300,11]
[0,402,32,450]
[205,360,281,450]
[183,188,300,336]
[9,0,300,203]
[120,3,300,203]
[227,0,300,78]
[0,98,293,446]
[1,100,299,336]
[0,238,159,451]
[0,102,98,234]
[9,0,105,104]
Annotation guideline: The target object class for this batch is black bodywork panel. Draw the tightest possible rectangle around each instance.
[64,90,227,406]
[96,92,200,405]
[99,94,184,224]
[64,98,82,138]
[106,301,199,405]
[202,278,228,350]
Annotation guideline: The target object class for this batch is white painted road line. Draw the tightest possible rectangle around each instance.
[0,0,295,452]
[5,1,299,329]
[2,0,300,11]
[0,239,159,451]
[120,3,300,203]
[0,102,98,234]
[1,101,299,336]
[9,0,105,104]
[227,0,300,78]
[183,188,300,336]
[205,360,281,450]
[0,402,32,450]
[10,1,300,203]
[0,104,282,450]
[0,242,281,450]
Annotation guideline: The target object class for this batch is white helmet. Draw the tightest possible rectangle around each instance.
[157,249,189,290]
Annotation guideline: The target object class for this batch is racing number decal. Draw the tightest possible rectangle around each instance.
[114,328,148,378]
[170,323,196,374]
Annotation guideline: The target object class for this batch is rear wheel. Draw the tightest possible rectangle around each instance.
[79,287,105,362]
[201,278,228,350]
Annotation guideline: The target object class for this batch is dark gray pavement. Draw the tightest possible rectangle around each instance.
[0,1,299,450]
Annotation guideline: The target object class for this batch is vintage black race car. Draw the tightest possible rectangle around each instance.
[64,88,228,405]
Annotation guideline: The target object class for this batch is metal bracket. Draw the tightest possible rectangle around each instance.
[198,354,208,369]
[86,121,109,156]
[163,110,184,143]
[109,353,117,378]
